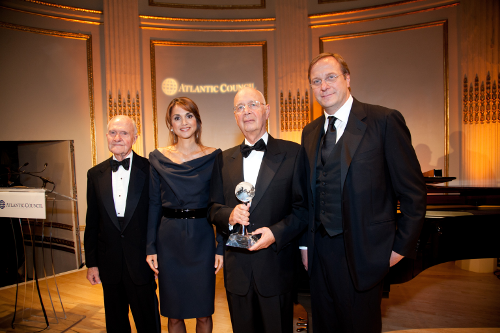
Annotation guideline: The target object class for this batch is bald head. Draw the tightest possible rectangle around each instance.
[233,87,269,145]
[234,87,266,106]
[106,115,138,161]
[107,115,138,136]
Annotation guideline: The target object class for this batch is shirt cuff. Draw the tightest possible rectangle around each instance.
[299,246,308,250]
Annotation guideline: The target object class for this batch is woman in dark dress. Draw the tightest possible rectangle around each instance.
[146,97,223,333]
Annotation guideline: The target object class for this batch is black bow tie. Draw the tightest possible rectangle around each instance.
[240,138,267,158]
[111,158,130,172]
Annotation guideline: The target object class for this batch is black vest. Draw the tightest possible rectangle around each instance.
[315,134,344,236]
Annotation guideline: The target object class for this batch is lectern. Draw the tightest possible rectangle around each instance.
[0,188,85,330]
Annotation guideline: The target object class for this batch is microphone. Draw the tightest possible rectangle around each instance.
[32,163,48,174]
[14,162,55,190]
[18,162,29,172]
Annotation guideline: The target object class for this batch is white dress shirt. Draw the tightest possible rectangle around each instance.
[243,132,269,187]
[323,94,353,141]
[229,132,269,231]
[112,151,133,217]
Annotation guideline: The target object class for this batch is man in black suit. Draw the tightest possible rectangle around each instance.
[209,87,308,333]
[301,53,427,332]
[84,115,160,333]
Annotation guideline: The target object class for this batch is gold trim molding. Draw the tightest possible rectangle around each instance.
[69,140,82,265]
[310,3,458,28]
[149,0,265,10]
[150,40,268,148]
[311,0,426,18]
[0,5,102,25]
[22,0,102,14]
[0,22,97,167]
[319,20,450,176]
[140,15,274,23]
[318,0,360,3]
[319,20,447,44]
[141,26,274,32]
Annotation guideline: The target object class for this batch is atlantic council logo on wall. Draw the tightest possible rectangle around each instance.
[161,77,255,96]
[162,78,179,96]
[0,200,5,209]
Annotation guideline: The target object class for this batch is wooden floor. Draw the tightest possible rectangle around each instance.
[380,262,500,332]
[0,262,498,333]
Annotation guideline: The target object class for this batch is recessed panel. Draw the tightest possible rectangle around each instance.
[153,42,266,150]
[321,24,445,171]
[0,26,93,160]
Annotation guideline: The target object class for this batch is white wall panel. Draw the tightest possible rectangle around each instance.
[321,24,445,171]
[141,27,276,154]
[310,1,460,180]
[152,41,266,151]
[0,18,104,242]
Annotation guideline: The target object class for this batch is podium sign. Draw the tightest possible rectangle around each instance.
[0,188,46,219]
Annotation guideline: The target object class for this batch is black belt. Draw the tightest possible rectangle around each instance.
[162,207,208,219]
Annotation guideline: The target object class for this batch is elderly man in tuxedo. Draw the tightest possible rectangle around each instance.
[300,53,427,332]
[209,87,308,333]
[84,115,160,333]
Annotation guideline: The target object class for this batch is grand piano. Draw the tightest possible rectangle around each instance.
[385,176,500,288]
[295,174,500,331]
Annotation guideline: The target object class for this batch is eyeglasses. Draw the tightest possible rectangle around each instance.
[310,73,343,88]
[233,101,266,113]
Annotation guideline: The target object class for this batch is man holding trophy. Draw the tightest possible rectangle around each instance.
[209,87,308,333]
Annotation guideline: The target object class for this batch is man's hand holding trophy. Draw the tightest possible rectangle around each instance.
[226,181,259,249]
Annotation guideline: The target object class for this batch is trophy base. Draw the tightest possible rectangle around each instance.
[226,233,259,249]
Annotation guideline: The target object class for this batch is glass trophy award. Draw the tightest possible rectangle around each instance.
[226,181,259,249]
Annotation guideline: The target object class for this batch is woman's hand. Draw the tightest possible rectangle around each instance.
[146,254,159,276]
[214,254,223,274]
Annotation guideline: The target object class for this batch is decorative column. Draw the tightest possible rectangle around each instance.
[460,0,499,187]
[104,0,143,155]
[275,0,310,143]
[458,0,499,273]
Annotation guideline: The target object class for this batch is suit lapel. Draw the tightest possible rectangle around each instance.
[98,158,121,231]
[306,116,324,199]
[122,152,146,231]
[228,146,245,199]
[340,98,367,193]
[250,136,285,214]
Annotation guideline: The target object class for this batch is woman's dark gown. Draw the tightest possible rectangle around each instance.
[147,148,222,319]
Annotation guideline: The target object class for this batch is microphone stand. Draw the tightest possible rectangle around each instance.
[6,163,56,192]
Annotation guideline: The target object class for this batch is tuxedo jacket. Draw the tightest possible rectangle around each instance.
[84,152,153,286]
[209,135,308,297]
[301,98,427,291]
